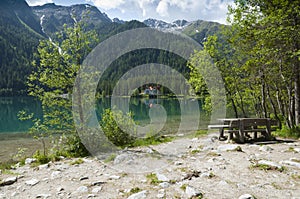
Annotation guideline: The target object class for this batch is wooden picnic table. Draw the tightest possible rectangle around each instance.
[208,118,277,143]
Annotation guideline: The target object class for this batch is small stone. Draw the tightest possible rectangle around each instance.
[79,176,89,181]
[0,176,17,186]
[57,187,64,192]
[25,179,39,186]
[88,194,96,198]
[38,164,49,170]
[238,194,256,199]
[200,172,211,178]
[109,175,121,180]
[217,145,242,152]
[156,173,169,182]
[157,189,165,198]
[185,185,202,198]
[92,187,102,193]
[25,158,37,164]
[280,160,300,168]
[51,171,62,179]
[76,186,88,193]
[127,190,147,199]
[294,148,300,153]
[36,194,51,198]
[159,182,170,188]
[91,181,105,186]
[202,146,214,151]
[257,160,282,170]
[259,145,273,152]
[174,161,183,166]
[11,192,18,197]
[290,157,300,162]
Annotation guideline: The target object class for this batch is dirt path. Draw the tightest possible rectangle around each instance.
[1,133,300,199]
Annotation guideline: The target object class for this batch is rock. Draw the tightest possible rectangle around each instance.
[51,171,62,179]
[56,187,64,192]
[159,182,170,188]
[25,158,37,164]
[127,190,147,199]
[238,194,256,199]
[174,161,183,166]
[79,176,89,181]
[0,176,17,186]
[202,146,214,151]
[185,185,202,199]
[88,194,96,198]
[38,164,49,170]
[259,145,273,152]
[76,186,88,193]
[157,189,165,198]
[290,157,300,162]
[109,175,121,180]
[280,160,300,168]
[294,148,300,153]
[217,145,242,152]
[156,173,169,182]
[257,160,283,170]
[36,194,51,198]
[114,154,131,165]
[25,179,39,186]
[92,187,102,193]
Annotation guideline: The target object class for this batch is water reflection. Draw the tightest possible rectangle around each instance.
[0,97,42,133]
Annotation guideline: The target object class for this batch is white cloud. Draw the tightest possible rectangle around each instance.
[85,0,233,24]
[26,0,53,6]
[86,0,125,10]
[156,0,169,17]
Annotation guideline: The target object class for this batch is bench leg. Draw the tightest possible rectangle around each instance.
[254,132,258,140]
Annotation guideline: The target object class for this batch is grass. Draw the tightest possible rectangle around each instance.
[274,126,300,139]
[70,158,84,165]
[104,154,117,163]
[131,135,174,147]
[250,163,286,172]
[129,187,142,194]
[146,173,162,185]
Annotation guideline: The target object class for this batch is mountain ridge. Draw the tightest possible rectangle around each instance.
[0,1,223,96]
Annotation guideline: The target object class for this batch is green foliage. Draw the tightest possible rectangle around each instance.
[274,126,300,139]
[129,187,142,194]
[132,135,173,147]
[23,21,98,158]
[100,108,137,147]
[33,150,51,164]
[146,173,162,185]
[69,158,84,165]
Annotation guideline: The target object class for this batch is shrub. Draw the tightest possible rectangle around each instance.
[100,108,137,147]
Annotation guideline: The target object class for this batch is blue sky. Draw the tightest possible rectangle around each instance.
[26,0,234,24]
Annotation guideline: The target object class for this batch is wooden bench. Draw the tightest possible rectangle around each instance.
[209,118,278,143]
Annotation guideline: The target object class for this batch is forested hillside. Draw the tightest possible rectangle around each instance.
[0,0,43,95]
[0,1,223,96]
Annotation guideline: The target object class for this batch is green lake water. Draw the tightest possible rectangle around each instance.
[0,97,209,136]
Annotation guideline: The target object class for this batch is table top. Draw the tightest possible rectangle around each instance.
[218,118,271,122]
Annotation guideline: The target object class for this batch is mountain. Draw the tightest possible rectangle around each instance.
[0,1,223,96]
[0,0,43,95]
[32,3,112,37]
[143,18,190,31]
[183,20,224,43]
[143,18,223,43]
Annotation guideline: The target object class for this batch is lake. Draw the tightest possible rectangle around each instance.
[0,96,209,161]
[0,96,209,135]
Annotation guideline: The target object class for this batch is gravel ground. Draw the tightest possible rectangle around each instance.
[1,133,300,199]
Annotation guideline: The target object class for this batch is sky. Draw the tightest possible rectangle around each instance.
[26,0,234,24]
